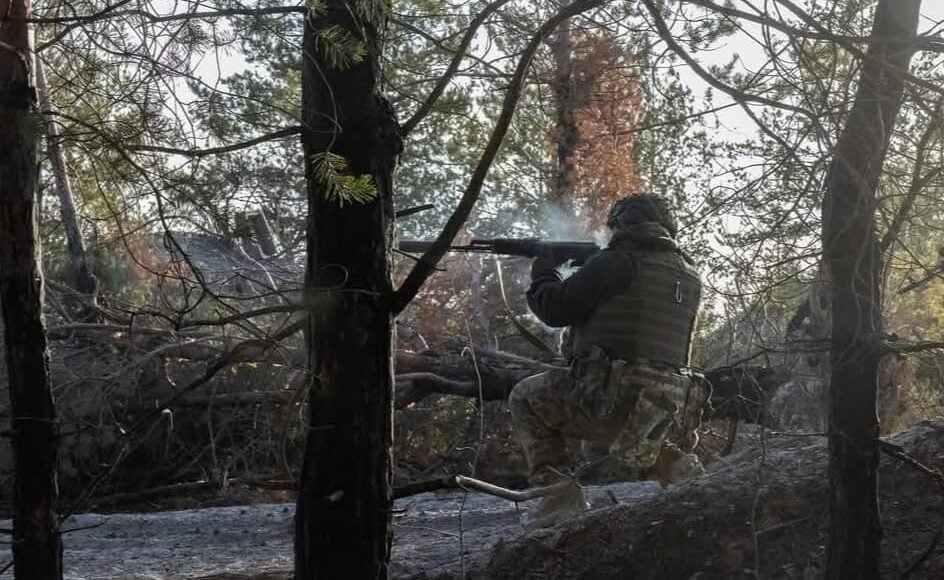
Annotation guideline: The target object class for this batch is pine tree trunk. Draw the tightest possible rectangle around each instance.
[294,1,400,578]
[550,0,579,234]
[0,1,64,578]
[822,2,920,578]
[35,55,98,308]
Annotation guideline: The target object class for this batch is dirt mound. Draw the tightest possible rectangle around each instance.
[442,421,944,580]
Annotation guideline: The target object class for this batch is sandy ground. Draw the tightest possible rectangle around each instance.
[0,482,662,579]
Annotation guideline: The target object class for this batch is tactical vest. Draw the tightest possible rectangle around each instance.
[571,247,702,367]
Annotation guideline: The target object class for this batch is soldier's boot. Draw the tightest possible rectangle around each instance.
[645,442,705,487]
[522,468,590,529]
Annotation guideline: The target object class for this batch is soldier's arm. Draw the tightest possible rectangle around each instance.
[526,250,635,327]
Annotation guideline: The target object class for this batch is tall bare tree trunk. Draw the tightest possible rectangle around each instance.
[0,1,64,578]
[822,2,920,578]
[34,55,98,311]
[248,210,280,257]
[294,1,400,578]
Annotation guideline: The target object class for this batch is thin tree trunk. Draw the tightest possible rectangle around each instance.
[822,1,920,578]
[34,55,98,307]
[469,257,490,345]
[248,210,280,257]
[294,1,400,578]
[0,1,64,578]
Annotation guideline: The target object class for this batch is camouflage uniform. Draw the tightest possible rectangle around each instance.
[509,354,696,481]
[513,196,702,490]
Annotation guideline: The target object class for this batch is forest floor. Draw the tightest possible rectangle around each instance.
[2,421,943,579]
[0,480,661,579]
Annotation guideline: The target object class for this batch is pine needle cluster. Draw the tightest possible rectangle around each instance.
[310,151,378,205]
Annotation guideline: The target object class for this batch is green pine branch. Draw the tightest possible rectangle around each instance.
[311,152,378,206]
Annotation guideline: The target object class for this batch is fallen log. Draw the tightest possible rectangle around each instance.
[395,348,787,425]
[394,347,557,409]
[41,316,787,426]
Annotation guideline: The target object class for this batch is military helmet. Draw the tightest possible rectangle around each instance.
[606,193,678,237]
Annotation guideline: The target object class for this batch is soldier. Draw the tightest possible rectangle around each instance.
[509,193,703,527]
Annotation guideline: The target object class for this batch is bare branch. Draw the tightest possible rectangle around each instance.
[175,302,307,328]
[126,318,306,437]
[880,97,944,254]
[682,0,944,51]
[391,17,508,80]
[400,0,514,136]
[126,126,303,157]
[878,439,944,493]
[454,474,574,501]
[886,339,944,354]
[45,323,204,340]
[773,0,944,97]
[32,0,134,52]
[640,0,817,122]
[22,5,306,25]
[395,203,435,219]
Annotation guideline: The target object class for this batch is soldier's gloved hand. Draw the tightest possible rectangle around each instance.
[531,246,567,283]
[533,244,568,269]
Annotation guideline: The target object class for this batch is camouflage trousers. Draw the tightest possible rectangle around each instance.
[509,356,696,482]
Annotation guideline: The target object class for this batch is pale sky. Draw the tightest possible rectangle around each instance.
[920,2,944,33]
[679,0,944,141]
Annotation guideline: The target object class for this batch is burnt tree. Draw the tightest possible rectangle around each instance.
[294,0,401,578]
[821,1,921,578]
[0,0,64,577]
[549,0,579,233]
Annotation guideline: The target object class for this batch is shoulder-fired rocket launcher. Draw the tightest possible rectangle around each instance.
[398,238,601,266]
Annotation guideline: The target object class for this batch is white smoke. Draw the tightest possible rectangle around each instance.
[541,201,580,240]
